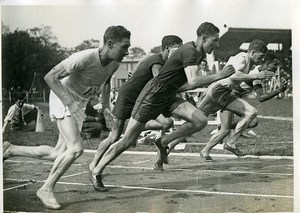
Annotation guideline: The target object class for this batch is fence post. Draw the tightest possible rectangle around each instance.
[43,89,46,102]
[9,91,11,103]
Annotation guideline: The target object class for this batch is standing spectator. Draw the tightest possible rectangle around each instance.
[198,60,211,76]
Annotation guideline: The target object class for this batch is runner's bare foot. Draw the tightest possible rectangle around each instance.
[36,189,61,210]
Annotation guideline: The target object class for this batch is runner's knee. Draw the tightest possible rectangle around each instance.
[245,108,258,120]
[110,133,122,144]
[50,147,66,160]
[69,142,84,158]
[72,146,84,158]
[192,115,208,130]
[161,118,174,130]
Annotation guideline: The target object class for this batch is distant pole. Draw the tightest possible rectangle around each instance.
[9,91,11,103]
[43,89,46,102]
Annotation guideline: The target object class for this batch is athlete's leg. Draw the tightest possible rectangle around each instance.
[160,102,208,148]
[145,115,173,131]
[224,98,258,148]
[166,137,186,152]
[200,111,233,161]
[154,102,208,165]
[89,118,125,171]
[3,133,67,161]
[37,117,84,209]
[92,118,145,176]
[150,115,174,170]
[230,116,258,129]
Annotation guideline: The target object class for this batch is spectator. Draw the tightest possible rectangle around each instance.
[81,100,108,138]
[198,60,211,77]
[2,94,41,133]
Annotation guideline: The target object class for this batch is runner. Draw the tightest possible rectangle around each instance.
[90,22,235,191]
[160,39,275,167]
[88,35,183,190]
[199,52,287,161]
[3,25,131,209]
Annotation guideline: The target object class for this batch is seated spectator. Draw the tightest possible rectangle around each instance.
[81,100,108,139]
[2,94,41,133]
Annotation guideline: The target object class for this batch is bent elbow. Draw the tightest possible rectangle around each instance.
[44,73,51,83]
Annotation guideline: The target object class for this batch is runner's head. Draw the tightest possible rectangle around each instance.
[161,35,183,59]
[260,53,279,72]
[248,39,268,65]
[103,25,131,62]
[196,22,220,54]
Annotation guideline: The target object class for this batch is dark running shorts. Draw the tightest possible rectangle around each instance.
[112,88,137,120]
[131,80,185,123]
[198,83,237,116]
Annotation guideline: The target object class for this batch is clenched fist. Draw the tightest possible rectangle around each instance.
[219,65,235,78]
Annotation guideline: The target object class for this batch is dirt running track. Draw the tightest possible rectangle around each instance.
[3,151,293,213]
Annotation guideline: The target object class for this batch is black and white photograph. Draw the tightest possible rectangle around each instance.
[1,0,299,212]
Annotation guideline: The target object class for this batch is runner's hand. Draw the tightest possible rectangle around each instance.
[257,71,275,79]
[219,65,235,78]
[279,81,288,92]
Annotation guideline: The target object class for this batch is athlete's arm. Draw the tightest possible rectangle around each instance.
[229,57,275,81]
[44,63,72,106]
[179,64,235,91]
[101,77,111,110]
[151,64,163,77]
[254,81,288,102]
[101,77,116,130]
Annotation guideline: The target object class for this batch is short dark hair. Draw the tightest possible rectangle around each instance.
[264,52,278,63]
[103,25,131,44]
[248,39,268,53]
[201,59,207,64]
[15,93,26,102]
[196,22,219,37]
[161,35,183,50]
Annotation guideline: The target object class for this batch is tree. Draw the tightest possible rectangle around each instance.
[150,45,161,54]
[1,22,10,35]
[2,25,67,91]
[74,39,100,52]
[129,46,146,58]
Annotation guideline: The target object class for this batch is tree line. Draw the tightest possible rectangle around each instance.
[2,23,154,92]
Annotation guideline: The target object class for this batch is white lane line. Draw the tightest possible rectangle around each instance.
[4,183,34,191]
[3,178,39,191]
[84,150,294,160]
[257,115,293,121]
[181,142,293,145]
[61,171,88,179]
[131,160,151,165]
[107,165,293,176]
[4,178,292,199]
[4,160,293,176]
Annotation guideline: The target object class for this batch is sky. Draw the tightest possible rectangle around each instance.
[0,0,296,53]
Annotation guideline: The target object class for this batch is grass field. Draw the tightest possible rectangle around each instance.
[2,97,293,156]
